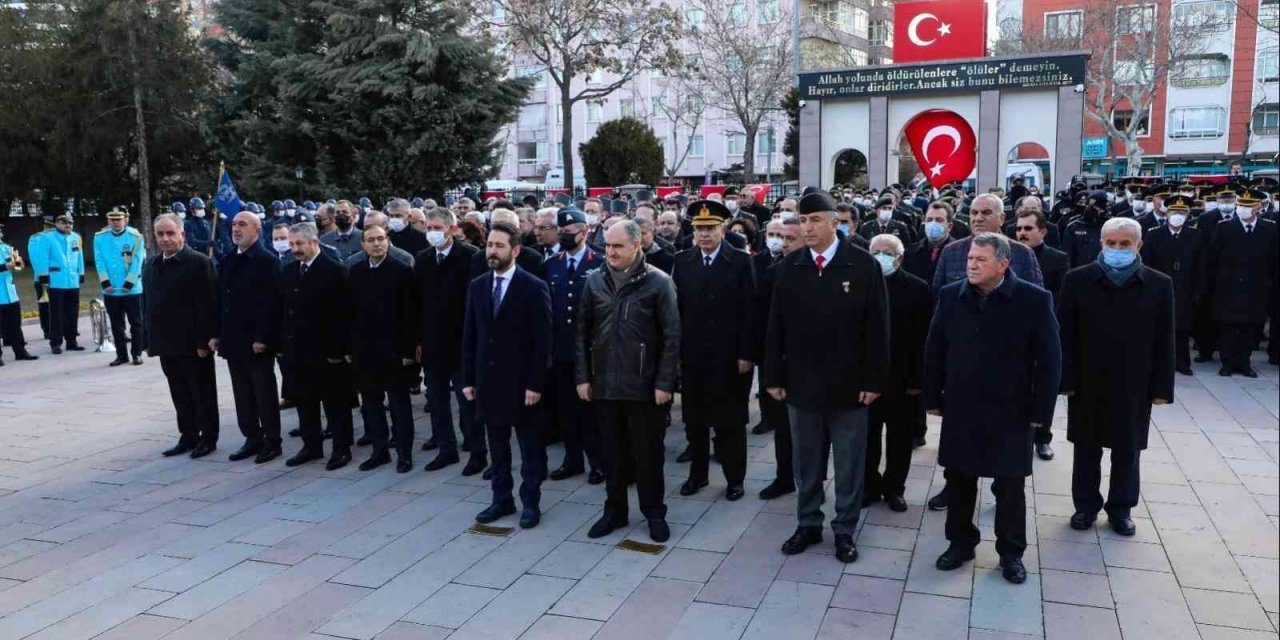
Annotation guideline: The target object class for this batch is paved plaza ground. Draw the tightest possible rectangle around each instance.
[0,316,1276,640]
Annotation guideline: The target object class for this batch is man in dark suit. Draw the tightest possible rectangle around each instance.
[462,222,553,528]
[1003,196,1061,248]
[213,212,284,464]
[545,208,606,484]
[1015,210,1069,304]
[1200,189,1278,377]
[349,225,420,472]
[634,213,674,274]
[756,218,801,499]
[280,224,354,469]
[415,208,485,474]
[144,214,219,458]
[858,196,913,245]
[671,200,757,501]
[903,202,955,288]
[750,219,788,437]
[469,209,546,281]
[387,199,429,257]
[1141,196,1201,375]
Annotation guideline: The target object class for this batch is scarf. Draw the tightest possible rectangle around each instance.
[1097,251,1142,286]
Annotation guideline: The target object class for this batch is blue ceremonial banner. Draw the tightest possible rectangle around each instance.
[214,162,242,218]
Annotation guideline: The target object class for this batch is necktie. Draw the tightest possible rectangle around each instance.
[569,257,576,273]
[815,254,826,274]
[300,262,308,278]
[930,246,941,262]
[492,276,504,314]
[437,252,445,264]
[704,255,712,267]
[1246,224,1253,234]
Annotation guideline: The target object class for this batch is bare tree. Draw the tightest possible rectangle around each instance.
[685,0,793,179]
[481,0,683,189]
[652,73,709,184]
[1019,1,1223,175]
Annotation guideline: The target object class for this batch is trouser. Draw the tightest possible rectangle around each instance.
[865,394,913,499]
[227,355,282,449]
[159,354,219,447]
[790,404,868,536]
[487,422,547,509]
[1220,323,1261,371]
[913,395,928,439]
[1071,445,1140,519]
[1193,301,1216,356]
[768,386,794,485]
[1175,329,1191,371]
[33,281,49,338]
[47,287,79,347]
[360,386,413,460]
[1035,424,1053,446]
[598,399,667,521]
[296,360,355,456]
[104,295,144,356]
[945,469,1026,558]
[424,366,480,457]
[554,361,602,471]
[0,302,26,354]
[683,392,748,487]
[756,367,778,426]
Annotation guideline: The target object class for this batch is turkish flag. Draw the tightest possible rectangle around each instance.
[893,0,987,63]
[903,110,977,188]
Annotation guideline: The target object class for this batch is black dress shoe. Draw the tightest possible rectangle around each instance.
[65,342,84,351]
[1239,367,1259,378]
[109,356,129,367]
[676,447,692,463]
[162,442,194,457]
[887,495,908,512]
[359,452,390,471]
[132,355,143,365]
[228,443,261,462]
[482,468,494,481]
[1176,367,1193,376]
[50,345,62,354]
[255,447,281,464]
[1036,443,1055,460]
[409,385,422,395]
[520,507,541,529]
[648,518,670,543]
[587,514,628,539]
[1194,353,1214,363]
[461,455,487,477]
[14,350,37,361]
[679,478,708,496]
[1069,511,1096,530]
[1000,556,1027,584]
[421,438,438,452]
[587,469,605,485]
[549,465,584,481]
[357,434,372,447]
[927,487,949,511]
[1219,366,1233,377]
[423,452,459,471]
[1108,516,1136,536]
[326,451,351,471]
[751,421,772,435]
[780,527,822,555]
[396,458,412,473]
[289,428,302,438]
[287,449,324,467]
[912,435,927,449]
[758,480,795,500]
[935,545,975,570]
[834,534,858,563]
[725,486,745,501]
[475,502,515,524]
[189,443,216,459]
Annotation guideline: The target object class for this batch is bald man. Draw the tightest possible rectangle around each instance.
[212,211,284,464]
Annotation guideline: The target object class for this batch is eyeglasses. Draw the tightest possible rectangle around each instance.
[971,208,999,215]
[535,224,557,231]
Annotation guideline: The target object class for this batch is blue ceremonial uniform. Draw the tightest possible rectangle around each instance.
[94,227,146,296]
[546,248,602,363]
[25,229,51,338]
[39,227,85,349]
[0,242,19,305]
[0,240,32,357]
[185,217,214,256]
[213,215,235,262]
[544,246,604,474]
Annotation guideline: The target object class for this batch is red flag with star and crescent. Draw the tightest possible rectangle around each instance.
[903,109,977,188]
[893,0,987,63]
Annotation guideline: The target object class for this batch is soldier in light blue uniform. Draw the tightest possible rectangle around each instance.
[39,213,86,353]
[26,216,54,339]
[0,225,39,364]
[94,208,147,366]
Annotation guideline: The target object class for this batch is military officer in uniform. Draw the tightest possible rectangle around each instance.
[546,207,606,484]
[94,209,146,366]
[39,214,85,353]
[0,227,38,364]
[1140,195,1201,375]
[26,216,54,339]
[1200,188,1277,377]
[1061,191,1109,268]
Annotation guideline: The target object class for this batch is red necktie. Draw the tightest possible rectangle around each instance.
[931,246,941,262]
[815,254,826,274]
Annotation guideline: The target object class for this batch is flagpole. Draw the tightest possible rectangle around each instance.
[208,161,223,257]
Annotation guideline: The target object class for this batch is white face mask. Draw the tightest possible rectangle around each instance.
[426,230,448,247]
[193,208,205,218]
[387,217,406,232]
[256,212,266,221]
[779,211,796,222]
[877,209,893,222]
[766,236,784,254]
[873,253,897,276]
[272,239,290,253]
[177,211,187,220]
[725,200,738,212]
[1206,201,1218,212]
[1218,203,1235,214]
[1132,201,1144,212]
[286,208,296,217]
[1168,213,1187,228]
[585,214,599,226]
[1236,206,1256,222]
[1143,202,1154,213]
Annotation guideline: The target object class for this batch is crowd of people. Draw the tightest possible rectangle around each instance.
[0,174,1275,586]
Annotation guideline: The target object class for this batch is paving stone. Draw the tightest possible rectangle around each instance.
[402,583,502,629]
[1038,539,1106,574]
[1183,588,1275,631]
[740,579,833,640]
[828,574,904,614]
[1099,538,1172,572]
[893,592,969,640]
[1108,566,1200,640]
[816,608,896,640]
[1043,602,1121,640]
[650,548,726,583]
[592,577,700,640]
[1041,569,1113,608]
[450,574,575,640]
[517,615,602,640]
[970,569,1043,637]
[666,602,755,640]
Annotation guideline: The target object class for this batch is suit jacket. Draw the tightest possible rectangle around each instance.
[280,254,352,400]
[880,269,931,393]
[468,245,546,281]
[1032,243,1070,300]
[902,238,950,286]
[1140,225,1201,330]
[751,250,786,361]
[349,257,419,388]
[215,243,283,358]
[672,243,757,400]
[1200,217,1278,324]
[143,246,217,357]
[413,242,480,372]
[462,266,552,427]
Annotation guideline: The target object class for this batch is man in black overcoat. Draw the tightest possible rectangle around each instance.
[1199,189,1278,377]
[1141,195,1202,374]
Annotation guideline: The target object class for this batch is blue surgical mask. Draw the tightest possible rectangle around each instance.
[924,221,947,242]
[873,253,897,276]
[1101,247,1136,268]
[837,223,851,235]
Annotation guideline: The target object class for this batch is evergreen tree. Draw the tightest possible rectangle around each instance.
[781,87,800,181]
[578,118,663,187]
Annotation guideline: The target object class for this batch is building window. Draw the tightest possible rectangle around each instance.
[620,99,635,118]
[756,129,776,154]
[689,135,705,157]
[1172,1,1233,31]
[1167,106,1227,139]
[1116,5,1155,35]
[518,104,546,129]
[1260,0,1278,30]
[1112,109,1150,136]
[728,1,746,27]
[1114,58,1154,86]
[758,0,779,23]
[1260,49,1279,82]
[686,8,705,29]
[553,143,564,166]
[1044,11,1082,41]
[870,20,893,46]
[726,132,746,155]
[651,95,666,112]
[851,7,869,38]
[517,142,545,165]
[586,100,604,123]
[516,65,545,89]
[1171,54,1231,87]
[556,103,563,124]
[847,47,868,66]
[1253,104,1279,136]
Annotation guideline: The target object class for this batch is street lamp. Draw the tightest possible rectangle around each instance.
[294,167,304,199]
